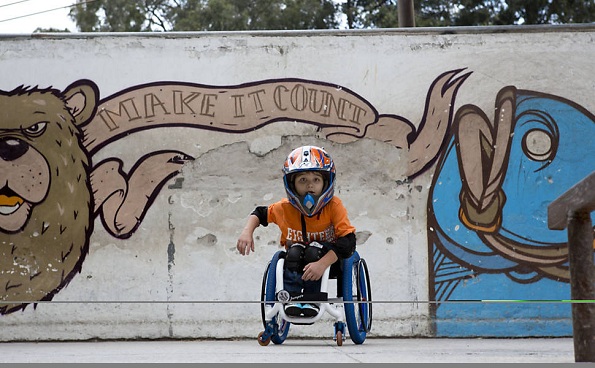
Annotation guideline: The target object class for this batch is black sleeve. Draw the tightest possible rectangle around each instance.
[250,206,269,227]
[328,232,356,259]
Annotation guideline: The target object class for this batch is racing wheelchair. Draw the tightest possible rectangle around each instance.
[258,250,372,346]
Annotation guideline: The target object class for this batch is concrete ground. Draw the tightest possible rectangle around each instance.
[0,338,577,363]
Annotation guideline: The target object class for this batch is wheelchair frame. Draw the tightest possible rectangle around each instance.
[258,250,372,346]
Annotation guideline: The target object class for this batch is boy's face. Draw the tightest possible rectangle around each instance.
[293,171,324,197]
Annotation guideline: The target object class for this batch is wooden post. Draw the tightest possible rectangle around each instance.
[398,0,415,28]
[548,171,595,362]
[567,210,595,362]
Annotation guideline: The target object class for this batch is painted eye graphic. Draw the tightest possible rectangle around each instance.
[523,128,554,162]
[23,122,48,137]
[517,110,559,170]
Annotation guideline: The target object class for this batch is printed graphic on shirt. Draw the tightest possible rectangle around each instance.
[286,226,336,244]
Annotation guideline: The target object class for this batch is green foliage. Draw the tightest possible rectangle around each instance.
[417,0,595,26]
[341,0,399,29]
[507,0,595,24]
[170,0,337,31]
[69,0,171,32]
[67,0,595,32]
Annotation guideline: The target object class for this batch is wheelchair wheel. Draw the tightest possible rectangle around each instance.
[342,251,372,344]
[260,250,290,344]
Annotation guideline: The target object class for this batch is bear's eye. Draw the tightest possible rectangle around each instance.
[23,122,48,137]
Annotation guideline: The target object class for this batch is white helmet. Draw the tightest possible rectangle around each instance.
[282,146,336,217]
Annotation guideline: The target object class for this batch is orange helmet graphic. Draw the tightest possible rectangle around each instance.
[282,145,336,217]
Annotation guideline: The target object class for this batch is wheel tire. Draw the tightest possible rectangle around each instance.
[257,331,271,346]
[342,252,372,344]
[261,251,290,344]
[357,258,373,333]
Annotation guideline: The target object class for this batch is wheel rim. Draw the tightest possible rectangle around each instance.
[264,251,290,344]
[357,259,373,333]
[343,253,367,344]
[260,261,272,329]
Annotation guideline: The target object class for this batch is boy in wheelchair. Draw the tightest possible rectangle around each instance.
[237,145,356,318]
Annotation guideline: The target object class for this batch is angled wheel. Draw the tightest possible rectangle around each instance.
[260,251,290,344]
[336,331,343,346]
[334,321,346,346]
[257,331,271,346]
[342,251,372,344]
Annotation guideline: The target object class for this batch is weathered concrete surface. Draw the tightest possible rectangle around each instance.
[0,338,575,364]
[1,25,594,341]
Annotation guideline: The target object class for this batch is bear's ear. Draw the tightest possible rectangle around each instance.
[62,79,99,127]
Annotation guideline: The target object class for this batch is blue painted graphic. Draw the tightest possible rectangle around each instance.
[429,87,595,336]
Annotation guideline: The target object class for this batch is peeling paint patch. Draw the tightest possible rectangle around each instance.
[167,212,176,337]
[249,136,282,156]
[355,231,372,245]
[197,233,217,246]
[168,177,185,189]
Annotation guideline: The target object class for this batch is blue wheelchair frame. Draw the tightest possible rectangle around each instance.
[258,250,372,346]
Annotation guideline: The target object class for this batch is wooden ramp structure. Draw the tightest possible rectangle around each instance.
[548,171,595,362]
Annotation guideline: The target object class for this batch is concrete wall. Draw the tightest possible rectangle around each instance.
[0,25,594,341]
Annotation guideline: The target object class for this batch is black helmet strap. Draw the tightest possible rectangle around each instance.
[300,214,309,246]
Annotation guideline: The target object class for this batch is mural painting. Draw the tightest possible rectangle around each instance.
[1,68,593,337]
[429,87,595,336]
[0,69,466,315]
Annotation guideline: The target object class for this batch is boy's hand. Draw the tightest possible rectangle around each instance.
[236,232,255,256]
[236,214,260,256]
[302,249,339,280]
[302,260,327,281]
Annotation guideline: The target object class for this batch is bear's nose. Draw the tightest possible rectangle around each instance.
[0,137,29,161]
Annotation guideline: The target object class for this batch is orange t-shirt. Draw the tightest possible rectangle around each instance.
[267,196,355,248]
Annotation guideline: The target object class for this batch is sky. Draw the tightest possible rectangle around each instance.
[0,0,77,33]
